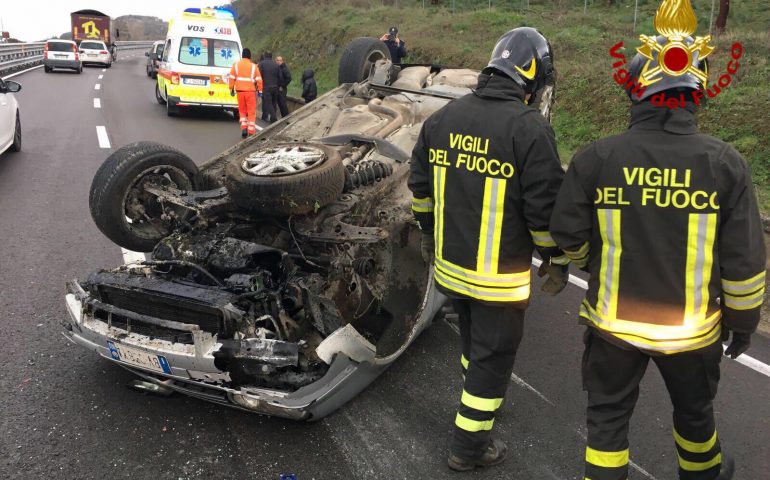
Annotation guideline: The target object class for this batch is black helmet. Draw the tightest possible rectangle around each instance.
[484,27,555,98]
[627,35,708,102]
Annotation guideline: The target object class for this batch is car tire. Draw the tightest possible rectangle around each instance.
[338,37,391,85]
[77,66,83,74]
[146,65,151,77]
[9,111,21,153]
[155,83,166,105]
[44,66,52,73]
[151,71,158,79]
[225,143,345,217]
[89,141,201,252]
[106,62,112,69]
[166,95,179,117]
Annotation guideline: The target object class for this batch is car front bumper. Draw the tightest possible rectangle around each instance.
[62,279,444,420]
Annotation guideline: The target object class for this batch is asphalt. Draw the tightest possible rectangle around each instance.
[0,54,768,480]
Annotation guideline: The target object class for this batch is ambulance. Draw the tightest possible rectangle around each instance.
[156,7,242,117]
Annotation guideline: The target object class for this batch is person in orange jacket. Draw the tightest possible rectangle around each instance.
[228,48,263,138]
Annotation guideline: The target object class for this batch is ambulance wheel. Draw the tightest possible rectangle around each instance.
[166,97,179,117]
[225,143,345,217]
[155,83,166,105]
[338,37,390,85]
[89,141,201,252]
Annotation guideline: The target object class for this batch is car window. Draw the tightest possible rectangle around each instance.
[162,39,171,62]
[81,41,104,50]
[179,37,209,66]
[48,42,73,52]
[213,40,240,67]
[155,44,164,56]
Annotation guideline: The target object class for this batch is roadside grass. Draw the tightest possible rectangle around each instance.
[233,0,770,212]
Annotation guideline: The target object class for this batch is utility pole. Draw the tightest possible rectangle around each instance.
[709,0,716,33]
[633,0,639,32]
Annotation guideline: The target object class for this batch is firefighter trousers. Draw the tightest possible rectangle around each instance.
[450,299,524,460]
[582,328,723,480]
[236,91,257,135]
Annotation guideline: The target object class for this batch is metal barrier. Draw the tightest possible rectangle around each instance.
[1,40,160,78]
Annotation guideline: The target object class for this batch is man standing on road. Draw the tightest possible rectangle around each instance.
[550,3,765,478]
[228,48,263,138]
[274,56,292,118]
[258,51,280,123]
[408,27,569,471]
[380,26,407,64]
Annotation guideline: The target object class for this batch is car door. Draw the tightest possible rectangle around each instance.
[0,79,12,149]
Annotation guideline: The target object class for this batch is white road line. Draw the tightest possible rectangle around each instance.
[96,126,110,149]
[93,98,101,109]
[94,83,101,90]
[1,64,44,80]
[98,74,103,79]
[255,125,264,131]
[121,249,146,264]
[530,257,770,379]
[101,68,106,72]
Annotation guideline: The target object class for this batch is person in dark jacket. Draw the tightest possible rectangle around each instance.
[549,3,762,478]
[301,69,317,103]
[257,51,280,123]
[273,56,291,118]
[380,26,407,64]
[408,27,568,471]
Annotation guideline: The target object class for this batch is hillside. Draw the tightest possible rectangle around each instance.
[113,15,168,41]
[232,0,770,214]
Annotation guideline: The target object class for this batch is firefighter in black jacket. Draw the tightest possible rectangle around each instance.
[550,4,765,478]
[408,27,569,471]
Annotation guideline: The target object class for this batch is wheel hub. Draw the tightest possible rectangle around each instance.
[241,146,326,176]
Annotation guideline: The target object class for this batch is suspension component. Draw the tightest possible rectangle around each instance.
[344,160,393,191]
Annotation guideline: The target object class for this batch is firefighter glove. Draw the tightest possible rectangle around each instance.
[420,232,434,265]
[538,261,568,296]
[230,88,235,97]
[722,328,751,359]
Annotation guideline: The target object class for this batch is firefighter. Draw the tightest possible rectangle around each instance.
[550,19,765,480]
[408,27,569,471]
[228,48,263,138]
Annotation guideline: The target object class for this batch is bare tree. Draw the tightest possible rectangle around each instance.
[715,0,730,34]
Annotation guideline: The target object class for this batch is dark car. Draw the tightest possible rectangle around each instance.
[145,40,164,78]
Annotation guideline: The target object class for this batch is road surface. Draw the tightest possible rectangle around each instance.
[1,53,768,480]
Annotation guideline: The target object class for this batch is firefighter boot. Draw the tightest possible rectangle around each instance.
[715,455,734,480]
[447,439,508,472]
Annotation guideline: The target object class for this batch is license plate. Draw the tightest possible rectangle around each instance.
[55,54,66,59]
[183,78,207,86]
[107,341,172,374]
[88,54,97,57]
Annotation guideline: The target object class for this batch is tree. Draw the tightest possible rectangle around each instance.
[715,0,730,34]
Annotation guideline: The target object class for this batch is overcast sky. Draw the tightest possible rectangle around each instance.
[1,1,233,42]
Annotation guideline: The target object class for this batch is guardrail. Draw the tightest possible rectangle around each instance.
[1,40,159,78]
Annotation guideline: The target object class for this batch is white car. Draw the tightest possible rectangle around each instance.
[0,78,22,154]
[79,40,112,68]
[43,39,83,73]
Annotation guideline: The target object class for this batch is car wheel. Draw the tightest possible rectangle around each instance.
[166,95,179,117]
[77,66,83,74]
[44,66,52,73]
[9,111,21,153]
[225,143,346,216]
[89,141,200,252]
[151,71,158,79]
[146,65,151,77]
[338,37,391,85]
[106,62,112,69]
[155,83,166,105]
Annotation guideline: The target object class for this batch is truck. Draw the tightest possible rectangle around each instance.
[70,9,112,45]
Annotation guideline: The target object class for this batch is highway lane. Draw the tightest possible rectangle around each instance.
[0,53,768,480]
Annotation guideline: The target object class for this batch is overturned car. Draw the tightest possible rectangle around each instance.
[63,38,555,420]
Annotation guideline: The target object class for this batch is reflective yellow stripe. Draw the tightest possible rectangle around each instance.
[551,255,570,266]
[435,268,530,302]
[455,413,494,432]
[460,355,469,370]
[723,289,764,310]
[476,178,507,275]
[597,209,622,318]
[722,271,765,294]
[411,197,434,213]
[580,301,722,354]
[674,429,717,453]
[461,391,503,412]
[585,446,629,468]
[684,214,717,323]
[435,258,530,288]
[565,241,589,258]
[529,230,557,248]
[678,453,722,472]
[433,167,446,259]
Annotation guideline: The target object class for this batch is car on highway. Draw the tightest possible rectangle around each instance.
[145,40,164,79]
[79,40,112,68]
[64,37,555,420]
[43,39,82,74]
[0,78,22,154]
[155,7,242,117]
